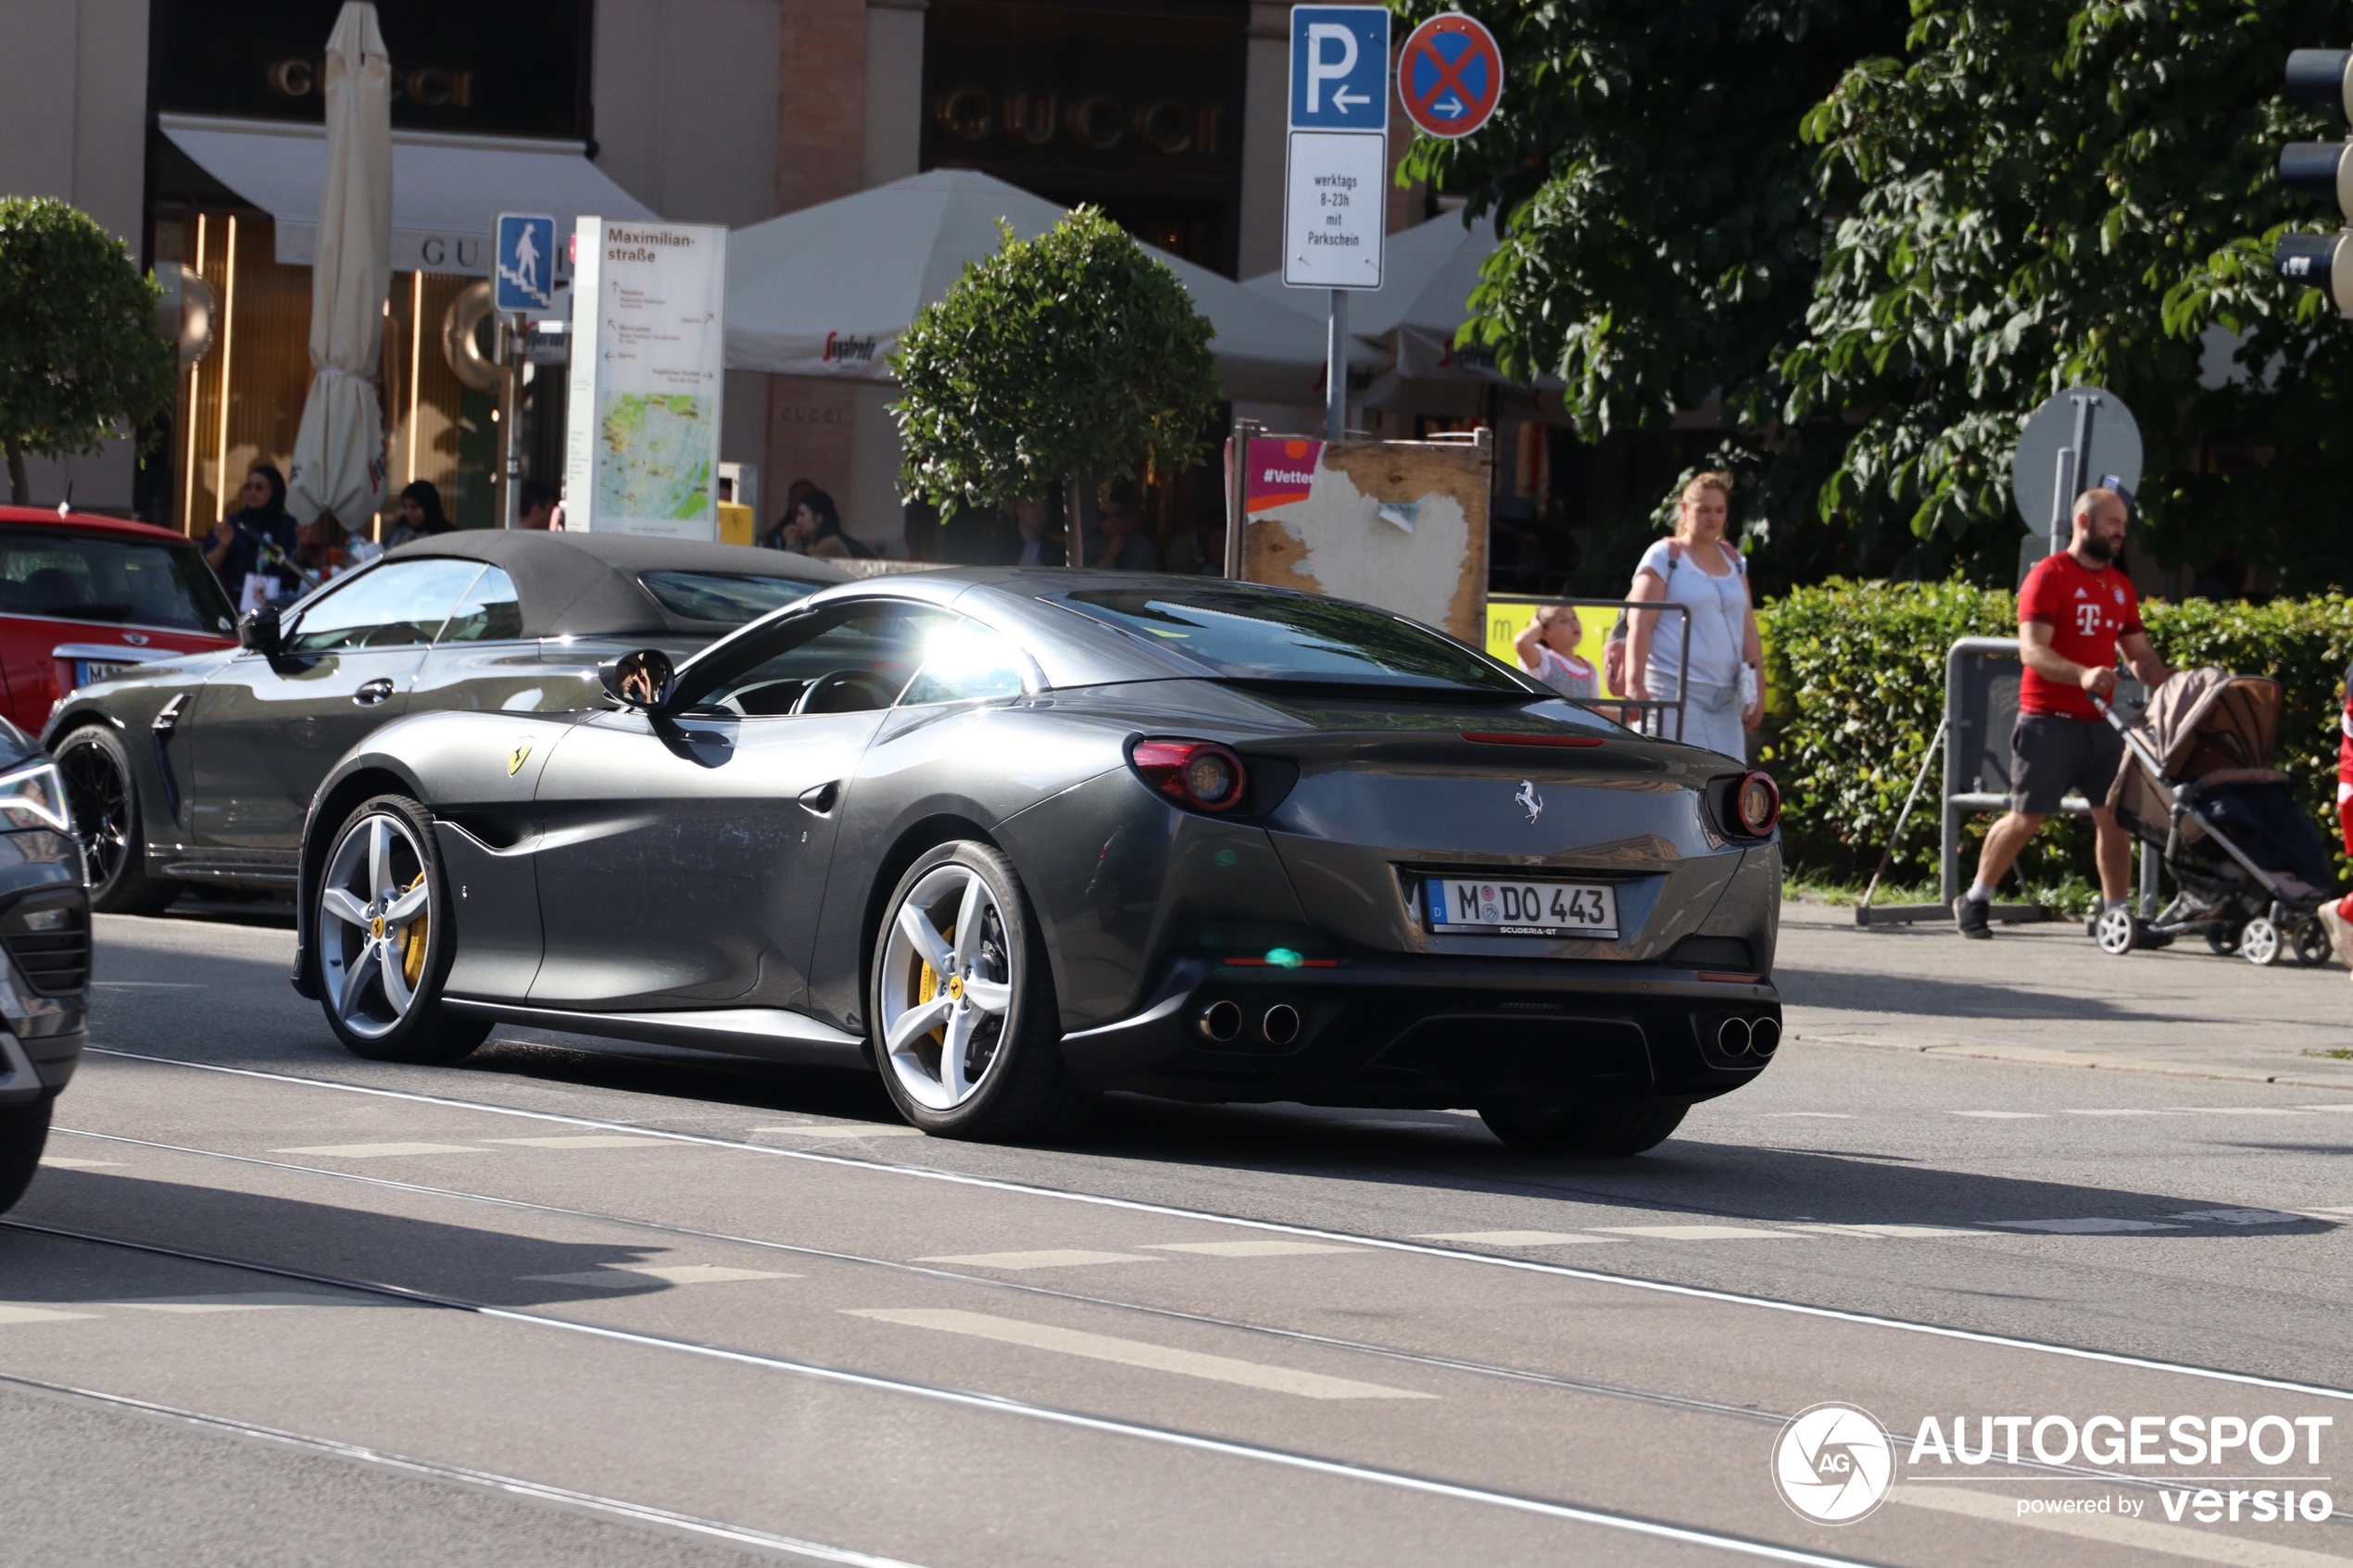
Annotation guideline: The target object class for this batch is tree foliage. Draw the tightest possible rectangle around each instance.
[892,208,1219,521]
[0,196,177,505]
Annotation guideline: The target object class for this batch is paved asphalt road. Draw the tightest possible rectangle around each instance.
[4,904,2352,1567]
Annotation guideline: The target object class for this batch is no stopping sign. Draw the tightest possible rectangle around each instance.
[1399,13,1503,140]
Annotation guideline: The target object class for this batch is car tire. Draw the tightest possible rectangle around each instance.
[869,841,1092,1142]
[312,794,491,1065]
[0,1095,53,1214]
[1478,1098,1688,1157]
[54,725,179,915]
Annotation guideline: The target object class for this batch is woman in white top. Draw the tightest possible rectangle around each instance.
[1624,471,1764,759]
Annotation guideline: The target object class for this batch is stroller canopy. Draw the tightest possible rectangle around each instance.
[2126,667,2282,781]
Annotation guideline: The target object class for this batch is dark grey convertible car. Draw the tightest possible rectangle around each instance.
[0,717,90,1213]
[43,533,846,913]
[288,570,1782,1153]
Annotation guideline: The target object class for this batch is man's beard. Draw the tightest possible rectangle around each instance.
[2079,533,2118,565]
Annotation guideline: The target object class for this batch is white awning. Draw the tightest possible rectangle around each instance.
[159,113,658,277]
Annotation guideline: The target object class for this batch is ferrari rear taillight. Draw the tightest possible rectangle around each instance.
[1130,738,1247,812]
[1736,771,1780,835]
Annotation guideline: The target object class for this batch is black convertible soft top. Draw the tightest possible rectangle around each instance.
[379,531,851,639]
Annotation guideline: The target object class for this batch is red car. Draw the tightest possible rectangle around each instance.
[0,507,238,734]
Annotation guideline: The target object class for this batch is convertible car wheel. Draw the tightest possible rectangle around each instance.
[872,842,1091,1141]
[315,795,490,1064]
[1478,1098,1688,1158]
[0,1096,51,1214]
[55,726,178,914]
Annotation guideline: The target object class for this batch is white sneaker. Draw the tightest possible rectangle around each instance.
[2318,901,2353,975]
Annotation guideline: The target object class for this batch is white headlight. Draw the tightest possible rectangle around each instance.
[0,761,72,834]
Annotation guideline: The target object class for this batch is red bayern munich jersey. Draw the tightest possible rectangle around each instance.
[2018,551,2143,720]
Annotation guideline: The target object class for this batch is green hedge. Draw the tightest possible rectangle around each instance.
[1757,582,2353,888]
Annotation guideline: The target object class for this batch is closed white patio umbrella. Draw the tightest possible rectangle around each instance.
[723,169,1377,403]
[283,3,392,533]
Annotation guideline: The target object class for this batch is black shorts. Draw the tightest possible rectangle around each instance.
[2010,713,2124,815]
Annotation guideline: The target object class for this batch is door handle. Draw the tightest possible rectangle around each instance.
[353,678,396,708]
[797,781,839,815]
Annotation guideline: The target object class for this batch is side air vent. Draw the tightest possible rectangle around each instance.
[1,889,90,996]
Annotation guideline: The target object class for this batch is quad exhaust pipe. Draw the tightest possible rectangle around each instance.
[1196,999,1242,1043]
[1716,1015,1780,1060]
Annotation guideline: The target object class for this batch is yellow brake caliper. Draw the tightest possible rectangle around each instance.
[400,872,429,985]
[916,923,951,1046]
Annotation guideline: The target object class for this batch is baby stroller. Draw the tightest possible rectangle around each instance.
[2095,668,2336,963]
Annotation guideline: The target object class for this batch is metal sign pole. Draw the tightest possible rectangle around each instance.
[497,313,522,530]
[1326,289,1349,442]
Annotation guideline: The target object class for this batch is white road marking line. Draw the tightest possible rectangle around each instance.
[2182,1108,2311,1117]
[271,1142,484,1158]
[1781,1223,1987,1239]
[1992,1218,2187,1234]
[912,1249,1164,1271]
[844,1308,1433,1401]
[1411,1231,1618,1247]
[104,1293,349,1311]
[1141,1240,1359,1258]
[0,1304,99,1323]
[94,981,205,988]
[1592,1225,1799,1241]
[483,1135,674,1148]
[2294,1104,2353,1112]
[1951,1110,2048,1119]
[91,1050,2353,1410]
[1755,1112,1854,1119]
[2059,1109,2187,1117]
[752,1124,927,1140]
[38,1157,120,1168]
[522,1265,796,1288]
[1892,1484,2353,1567]
[2171,1210,2308,1226]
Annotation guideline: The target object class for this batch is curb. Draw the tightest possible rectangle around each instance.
[1790,1031,2353,1096]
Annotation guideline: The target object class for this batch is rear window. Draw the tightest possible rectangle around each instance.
[0,527,236,634]
[639,571,821,624]
[1059,587,1532,695]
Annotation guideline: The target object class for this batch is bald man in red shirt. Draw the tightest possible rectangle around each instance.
[1956,488,2171,938]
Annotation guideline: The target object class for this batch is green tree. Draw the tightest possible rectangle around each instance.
[892,208,1219,546]
[1389,1,1906,579]
[0,196,177,506]
[1784,0,2353,584]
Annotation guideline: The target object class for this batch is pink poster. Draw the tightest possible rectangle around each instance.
[1245,436,1322,514]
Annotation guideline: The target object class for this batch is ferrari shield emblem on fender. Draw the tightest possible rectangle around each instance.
[1516,780,1543,824]
[509,741,532,776]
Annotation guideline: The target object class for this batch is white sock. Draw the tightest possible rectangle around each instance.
[1965,883,1994,904]
[2103,897,2130,913]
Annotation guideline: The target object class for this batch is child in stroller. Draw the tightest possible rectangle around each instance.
[2096,668,2337,963]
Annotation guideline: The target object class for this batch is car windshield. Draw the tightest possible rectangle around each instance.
[639,571,822,624]
[1058,587,1534,695]
[0,527,236,633]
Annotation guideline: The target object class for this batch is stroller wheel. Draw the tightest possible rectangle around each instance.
[2094,906,2140,956]
[2240,916,2283,967]
[2293,918,2332,968]
[2206,927,2239,957]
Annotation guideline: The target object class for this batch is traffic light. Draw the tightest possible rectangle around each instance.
[2278,49,2353,314]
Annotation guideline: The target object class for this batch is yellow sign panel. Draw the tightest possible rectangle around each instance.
[1485,598,1612,683]
[717,503,756,547]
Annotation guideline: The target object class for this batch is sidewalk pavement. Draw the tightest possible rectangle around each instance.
[1774,897,2353,1093]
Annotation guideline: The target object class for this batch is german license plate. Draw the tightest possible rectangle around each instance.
[1425,877,1618,938]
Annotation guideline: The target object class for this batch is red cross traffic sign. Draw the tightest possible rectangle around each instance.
[1399,13,1503,140]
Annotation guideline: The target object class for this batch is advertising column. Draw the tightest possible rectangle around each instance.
[565,218,727,539]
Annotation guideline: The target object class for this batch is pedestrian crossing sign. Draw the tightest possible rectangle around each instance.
[495,213,559,315]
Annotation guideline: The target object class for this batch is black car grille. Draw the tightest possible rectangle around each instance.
[1,890,90,996]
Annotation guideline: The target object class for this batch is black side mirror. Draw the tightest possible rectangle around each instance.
[237,605,281,658]
[600,647,676,710]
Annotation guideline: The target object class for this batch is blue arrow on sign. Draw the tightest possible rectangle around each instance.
[1290,6,1390,132]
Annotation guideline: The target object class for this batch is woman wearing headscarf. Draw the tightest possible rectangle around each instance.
[202,463,300,608]
[384,480,456,548]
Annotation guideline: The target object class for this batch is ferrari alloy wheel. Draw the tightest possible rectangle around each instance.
[1478,1098,1688,1158]
[871,842,1091,1141]
[2093,906,2139,956]
[314,796,489,1064]
[55,726,177,914]
[2239,916,2282,967]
